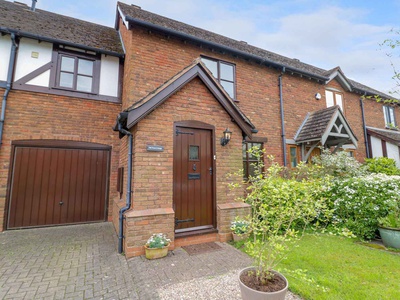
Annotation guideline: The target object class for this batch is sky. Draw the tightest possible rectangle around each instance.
[10,0,400,95]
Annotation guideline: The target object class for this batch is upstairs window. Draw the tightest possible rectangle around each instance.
[383,105,397,128]
[242,142,263,179]
[54,48,100,94]
[201,57,236,99]
[325,90,343,111]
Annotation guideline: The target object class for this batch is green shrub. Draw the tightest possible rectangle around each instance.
[312,148,367,178]
[323,173,400,239]
[364,157,400,175]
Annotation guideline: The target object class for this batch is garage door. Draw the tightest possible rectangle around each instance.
[7,140,110,229]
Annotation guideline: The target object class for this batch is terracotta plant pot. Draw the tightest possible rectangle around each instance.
[378,227,400,249]
[238,267,288,300]
[232,232,250,242]
[144,243,170,259]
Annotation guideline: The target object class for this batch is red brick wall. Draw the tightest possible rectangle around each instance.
[0,89,121,231]
[119,22,391,165]
[130,77,243,210]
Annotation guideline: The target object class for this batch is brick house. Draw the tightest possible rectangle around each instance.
[0,1,398,258]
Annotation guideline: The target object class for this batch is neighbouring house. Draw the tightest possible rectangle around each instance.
[0,0,398,258]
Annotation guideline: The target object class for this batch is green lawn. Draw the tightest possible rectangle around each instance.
[275,234,400,300]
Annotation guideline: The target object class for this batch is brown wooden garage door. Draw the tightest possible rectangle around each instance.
[7,140,110,229]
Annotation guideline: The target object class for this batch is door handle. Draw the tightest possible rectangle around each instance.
[209,167,213,175]
[59,201,64,206]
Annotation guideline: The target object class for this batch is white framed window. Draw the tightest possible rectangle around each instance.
[383,106,396,128]
[325,90,344,111]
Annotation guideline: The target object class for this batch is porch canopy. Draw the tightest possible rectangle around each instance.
[294,105,358,162]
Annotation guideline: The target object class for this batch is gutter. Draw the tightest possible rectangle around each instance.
[360,97,370,158]
[114,113,133,254]
[0,27,124,58]
[125,16,329,82]
[279,70,288,166]
[0,33,18,146]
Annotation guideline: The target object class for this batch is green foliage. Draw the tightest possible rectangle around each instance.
[379,210,400,229]
[238,150,331,281]
[323,173,400,239]
[230,218,251,234]
[145,233,171,249]
[364,157,400,175]
[311,148,367,178]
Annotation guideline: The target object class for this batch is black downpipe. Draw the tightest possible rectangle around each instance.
[117,121,133,254]
[279,71,288,166]
[360,97,370,158]
[0,33,17,146]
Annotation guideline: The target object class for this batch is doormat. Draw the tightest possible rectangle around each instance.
[181,242,222,256]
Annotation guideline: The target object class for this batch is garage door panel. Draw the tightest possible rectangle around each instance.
[8,144,109,229]
[37,148,51,226]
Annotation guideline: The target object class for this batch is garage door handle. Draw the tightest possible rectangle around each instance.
[59,201,64,206]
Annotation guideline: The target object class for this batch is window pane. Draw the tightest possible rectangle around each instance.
[220,80,234,98]
[201,58,218,77]
[290,147,297,167]
[242,143,247,159]
[220,63,234,81]
[77,75,92,92]
[248,143,262,159]
[189,145,199,160]
[389,107,396,124]
[78,59,94,76]
[61,56,74,72]
[249,162,257,177]
[325,90,334,107]
[59,72,73,88]
[336,94,343,110]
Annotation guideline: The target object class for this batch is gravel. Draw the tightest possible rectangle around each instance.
[158,269,301,299]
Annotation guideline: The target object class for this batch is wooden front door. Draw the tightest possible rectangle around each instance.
[173,122,215,233]
[7,141,110,229]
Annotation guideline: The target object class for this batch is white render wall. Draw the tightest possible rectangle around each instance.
[14,37,52,86]
[370,135,400,167]
[387,142,400,168]
[99,54,119,97]
[2,36,120,98]
[0,35,12,82]
[370,136,383,158]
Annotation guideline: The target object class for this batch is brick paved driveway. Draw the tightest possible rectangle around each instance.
[0,222,252,300]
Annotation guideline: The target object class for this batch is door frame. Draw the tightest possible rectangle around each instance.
[5,140,111,230]
[173,120,217,234]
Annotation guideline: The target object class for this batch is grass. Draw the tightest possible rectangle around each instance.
[235,233,400,299]
[276,234,400,300]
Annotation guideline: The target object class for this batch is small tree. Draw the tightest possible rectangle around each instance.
[239,150,331,285]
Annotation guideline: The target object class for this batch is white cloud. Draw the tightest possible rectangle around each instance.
[12,0,400,94]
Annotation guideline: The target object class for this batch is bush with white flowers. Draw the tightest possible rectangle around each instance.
[324,173,400,239]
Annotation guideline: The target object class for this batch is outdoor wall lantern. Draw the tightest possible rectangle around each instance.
[220,128,232,146]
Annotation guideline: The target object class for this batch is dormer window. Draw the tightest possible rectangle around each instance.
[325,90,343,111]
[201,57,236,99]
[383,105,396,128]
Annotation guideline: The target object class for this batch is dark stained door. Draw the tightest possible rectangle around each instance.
[7,145,109,229]
[173,125,214,233]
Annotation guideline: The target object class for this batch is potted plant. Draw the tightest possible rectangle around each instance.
[235,151,329,300]
[144,233,171,259]
[378,209,400,249]
[231,218,251,242]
